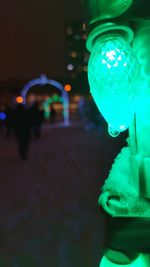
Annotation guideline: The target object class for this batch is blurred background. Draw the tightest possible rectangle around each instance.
[0,0,128,266]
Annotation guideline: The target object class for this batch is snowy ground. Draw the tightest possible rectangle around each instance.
[0,121,127,267]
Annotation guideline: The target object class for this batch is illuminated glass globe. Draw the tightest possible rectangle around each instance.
[88,34,140,137]
[100,254,150,267]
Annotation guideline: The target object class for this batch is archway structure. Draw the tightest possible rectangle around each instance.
[21,74,69,126]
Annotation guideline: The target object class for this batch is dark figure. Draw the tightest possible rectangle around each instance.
[5,105,14,137]
[13,104,31,159]
[30,102,44,138]
[50,104,56,124]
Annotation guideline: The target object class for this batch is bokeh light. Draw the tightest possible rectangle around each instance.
[0,112,6,120]
[67,64,74,71]
[64,84,72,92]
[16,96,24,104]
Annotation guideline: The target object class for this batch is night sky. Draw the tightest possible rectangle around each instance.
[0,0,84,81]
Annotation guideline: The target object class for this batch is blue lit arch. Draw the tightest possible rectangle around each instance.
[21,74,69,126]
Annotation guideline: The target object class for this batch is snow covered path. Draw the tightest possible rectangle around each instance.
[0,124,126,266]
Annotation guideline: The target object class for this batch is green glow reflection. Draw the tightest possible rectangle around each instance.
[88,35,139,136]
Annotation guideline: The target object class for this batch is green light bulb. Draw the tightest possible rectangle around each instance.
[100,254,150,267]
[88,34,139,137]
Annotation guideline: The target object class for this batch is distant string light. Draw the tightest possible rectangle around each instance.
[43,95,64,119]
[0,112,6,120]
[67,64,74,71]
[16,96,24,104]
[70,51,77,58]
[52,94,60,102]
[64,84,72,92]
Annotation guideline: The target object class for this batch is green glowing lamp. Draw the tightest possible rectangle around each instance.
[88,34,139,137]
[100,254,150,267]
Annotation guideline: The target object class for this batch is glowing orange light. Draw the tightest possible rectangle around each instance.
[64,84,72,92]
[16,96,24,104]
